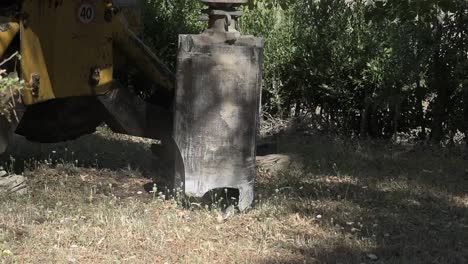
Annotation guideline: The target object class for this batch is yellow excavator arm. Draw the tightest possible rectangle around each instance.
[0,0,172,106]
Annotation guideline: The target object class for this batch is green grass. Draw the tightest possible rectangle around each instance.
[0,127,467,263]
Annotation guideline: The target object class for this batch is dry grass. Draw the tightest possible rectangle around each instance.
[0,127,467,263]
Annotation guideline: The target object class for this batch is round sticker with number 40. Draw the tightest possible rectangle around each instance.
[77,3,95,24]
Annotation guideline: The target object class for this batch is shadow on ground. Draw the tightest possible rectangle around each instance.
[257,132,468,264]
[1,128,164,180]
[1,127,467,263]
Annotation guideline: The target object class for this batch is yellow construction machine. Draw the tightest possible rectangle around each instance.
[0,0,263,211]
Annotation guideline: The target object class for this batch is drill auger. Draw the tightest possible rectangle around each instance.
[173,0,263,211]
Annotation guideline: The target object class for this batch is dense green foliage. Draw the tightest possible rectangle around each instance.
[0,53,23,121]
[142,0,205,70]
[142,0,467,143]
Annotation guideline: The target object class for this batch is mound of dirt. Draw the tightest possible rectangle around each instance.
[0,169,27,194]
[256,153,302,174]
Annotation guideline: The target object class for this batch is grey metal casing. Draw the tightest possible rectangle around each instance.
[174,34,263,211]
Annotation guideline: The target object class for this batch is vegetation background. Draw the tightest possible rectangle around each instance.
[142,0,467,146]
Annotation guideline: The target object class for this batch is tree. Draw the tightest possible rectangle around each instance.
[142,0,467,144]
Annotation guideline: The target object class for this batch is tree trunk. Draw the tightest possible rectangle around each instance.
[463,80,468,157]
[392,95,401,141]
[360,97,371,138]
[369,102,379,138]
[459,1,468,157]
[415,80,426,140]
[430,48,449,144]
[430,84,447,144]
[294,100,301,117]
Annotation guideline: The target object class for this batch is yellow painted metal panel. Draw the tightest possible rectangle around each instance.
[21,0,114,105]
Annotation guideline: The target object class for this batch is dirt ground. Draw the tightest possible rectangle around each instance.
[0,127,467,263]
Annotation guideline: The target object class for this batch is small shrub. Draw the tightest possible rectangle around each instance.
[0,67,24,122]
